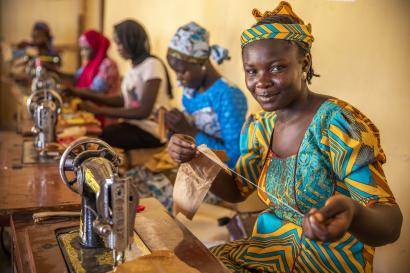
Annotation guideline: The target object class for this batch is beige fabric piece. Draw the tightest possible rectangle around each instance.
[173,145,226,220]
[144,149,178,173]
[127,147,165,168]
[111,250,200,273]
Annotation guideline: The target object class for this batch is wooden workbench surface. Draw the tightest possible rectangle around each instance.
[0,131,80,217]
[11,198,229,273]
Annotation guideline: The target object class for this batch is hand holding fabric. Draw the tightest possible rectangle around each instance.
[61,84,78,97]
[78,100,99,114]
[167,134,199,164]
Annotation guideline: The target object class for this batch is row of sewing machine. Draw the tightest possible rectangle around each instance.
[0,57,226,273]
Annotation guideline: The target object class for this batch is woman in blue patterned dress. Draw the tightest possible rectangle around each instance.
[165,22,248,168]
[167,2,402,272]
[124,22,247,211]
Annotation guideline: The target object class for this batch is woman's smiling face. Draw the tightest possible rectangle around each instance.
[242,39,308,112]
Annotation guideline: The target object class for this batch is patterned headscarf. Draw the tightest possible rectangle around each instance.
[168,22,230,65]
[241,1,314,48]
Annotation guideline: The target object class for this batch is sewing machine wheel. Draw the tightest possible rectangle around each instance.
[46,71,62,88]
[59,137,118,194]
[27,89,63,116]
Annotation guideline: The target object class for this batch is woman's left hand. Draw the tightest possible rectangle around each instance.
[78,101,99,114]
[165,108,197,137]
[303,195,358,242]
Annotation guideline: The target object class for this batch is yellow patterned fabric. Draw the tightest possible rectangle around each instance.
[241,1,314,48]
[211,98,395,273]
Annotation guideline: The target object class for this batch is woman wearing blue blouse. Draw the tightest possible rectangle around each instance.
[166,22,248,168]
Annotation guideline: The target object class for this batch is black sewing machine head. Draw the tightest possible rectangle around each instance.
[59,138,139,270]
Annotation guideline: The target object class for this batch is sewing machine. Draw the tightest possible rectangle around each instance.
[9,50,61,88]
[7,139,228,273]
[57,137,140,272]
[29,57,61,93]
[16,55,64,164]
[22,87,63,163]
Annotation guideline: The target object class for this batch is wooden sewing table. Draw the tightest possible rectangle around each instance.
[10,198,229,273]
[0,131,81,224]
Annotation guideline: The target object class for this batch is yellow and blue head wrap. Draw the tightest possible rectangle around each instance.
[240,1,314,48]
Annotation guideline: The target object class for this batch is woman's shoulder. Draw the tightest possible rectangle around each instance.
[243,110,276,134]
[98,58,119,73]
[100,57,118,68]
[323,98,380,134]
[210,78,247,101]
[135,57,166,76]
[139,56,163,68]
[320,98,384,160]
[216,78,244,93]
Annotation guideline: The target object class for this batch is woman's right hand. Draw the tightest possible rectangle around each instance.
[167,134,200,164]
[60,81,75,96]
[61,85,81,98]
[61,87,74,97]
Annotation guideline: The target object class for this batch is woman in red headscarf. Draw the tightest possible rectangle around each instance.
[74,30,120,97]
[59,30,121,126]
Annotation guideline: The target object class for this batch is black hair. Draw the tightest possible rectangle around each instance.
[114,19,173,99]
[255,15,319,84]
[114,19,150,65]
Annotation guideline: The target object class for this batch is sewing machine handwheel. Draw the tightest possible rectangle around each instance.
[27,89,63,116]
[59,137,117,194]
[46,71,62,88]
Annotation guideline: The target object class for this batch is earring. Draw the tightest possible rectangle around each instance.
[302,72,307,81]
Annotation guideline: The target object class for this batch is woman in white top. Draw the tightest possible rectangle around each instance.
[66,19,172,150]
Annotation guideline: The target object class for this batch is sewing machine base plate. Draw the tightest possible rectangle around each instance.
[56,226,115,273]
[22,140,60,164]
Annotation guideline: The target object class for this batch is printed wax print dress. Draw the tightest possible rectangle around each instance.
[211,98,395,273]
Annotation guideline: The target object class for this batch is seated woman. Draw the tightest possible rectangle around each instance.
[125,22,247,211]
[168,2,402,272]
[74,30,119,96]
[15,21,60,58]
[61,30,120,126]
[67,20,172,151]
[166,22,248,168]
[11,21,60,81]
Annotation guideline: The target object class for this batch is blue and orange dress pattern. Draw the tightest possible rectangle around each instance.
[211,98,395,273]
